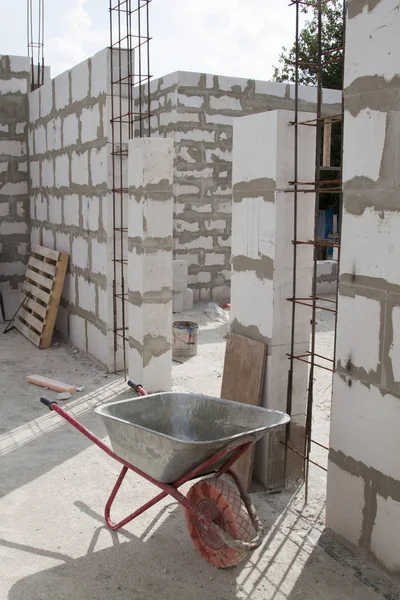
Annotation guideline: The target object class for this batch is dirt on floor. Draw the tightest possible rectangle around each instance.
[1,305,399,600]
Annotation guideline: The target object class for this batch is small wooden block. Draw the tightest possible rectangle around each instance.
[221,333,267,490]
[27,375,76,393]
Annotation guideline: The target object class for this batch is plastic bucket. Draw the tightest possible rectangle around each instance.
[172,321,199,359]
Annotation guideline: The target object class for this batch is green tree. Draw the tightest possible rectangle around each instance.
[273,0,344,90]
[273,1,344,215]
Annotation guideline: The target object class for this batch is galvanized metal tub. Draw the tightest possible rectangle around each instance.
[95,393,290,484]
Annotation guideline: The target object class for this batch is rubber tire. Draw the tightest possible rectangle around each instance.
[185,474,254,568]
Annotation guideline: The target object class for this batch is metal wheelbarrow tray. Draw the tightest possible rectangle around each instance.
[95,391,289,483]
[39,381,290,569]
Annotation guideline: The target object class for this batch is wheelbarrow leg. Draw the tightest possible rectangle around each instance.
[105,466,170,530]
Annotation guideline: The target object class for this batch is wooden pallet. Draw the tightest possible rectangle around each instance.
[16,245,69,348]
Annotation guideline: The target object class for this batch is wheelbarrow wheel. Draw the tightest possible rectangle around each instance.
[185,474,254,568]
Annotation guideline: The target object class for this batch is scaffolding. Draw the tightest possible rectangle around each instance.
[109,0,152,374]
[284,0,346,498]
[27,0,45,91]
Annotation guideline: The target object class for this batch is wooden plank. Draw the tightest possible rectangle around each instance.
[221,333,267,490]
[23,295,47,319]
[24,280,51,305]
[27,375,76,393]
[28,255,57,277]
[25,267,54,291]
[15,319,41,346]
[40,252,69,348]
[18,306,44,333]
[31,244,59,262]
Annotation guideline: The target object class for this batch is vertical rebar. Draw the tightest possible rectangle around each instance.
[304,0,323,502]
[284,0,301,485]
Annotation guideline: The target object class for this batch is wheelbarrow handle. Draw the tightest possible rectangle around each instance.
[40,396,57,410]
[127,380,147,396]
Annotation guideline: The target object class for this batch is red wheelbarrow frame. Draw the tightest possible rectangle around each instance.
[40,382,264,551]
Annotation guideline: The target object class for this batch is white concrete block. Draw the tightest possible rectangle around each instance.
[371,495,400,571]
[179,236,213,250]
[173,291,184,313]
[0,140,25,157]
[129,137,174,189]
[206,114,233,126]
[174,184,200,196]
[87,323,108,365]
[330,375,400,481]
[41,157,54,188]
[48,196,62,225]
[28,88,40,122]
[183,288,193,310]
[98,287,108,323]
[90,146,107,186]
[63,113,79,147]
[69,314,86,351]
[90,48,108,97]
[144,350,172,393]
[175,220,200,233]
[178,95,204,109]
[47,117,62,151]
[30,226,40,245]
[336,294,381,373]
[40,82,53,118]
[63,273,76,305]
[143,197,173,238]
[15,122,25,135]
[91,239,107,275]
[55,69,70,111]
[160,110,198,126]
[0,78,26,94]
[71,59,89,103]
[72,236,89,270]
[9,55,30,73]
[210,95,242,111]
[231,270,274,340]
[340,207,400,286]
[255,80,287,97]
[174,129,214,143]
[205,254,226,266]
[390,305,400,382]
[78,276,96,314]
[342,109,386,182]
[204,220,227,232]
[344,0,400,88]
[0,203,9,218]
[0,181,28,195]
[55,154,69,188]
[35,125,47,154]
[63,194,80,227]
[326,462,365,547]
[0,221,28,235]
[71,151,89,185]
[35,195,47,222]
[80,104,100,143]
[55,231,70,255]
[82,195,99,231]
[172,260,188,292]
[42,228,55,249]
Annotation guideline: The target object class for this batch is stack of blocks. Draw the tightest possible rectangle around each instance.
[172,260,193,313]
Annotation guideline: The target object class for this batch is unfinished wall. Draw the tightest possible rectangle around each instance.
[326,0,400,573]
[231,109,316,488]
[127,137,174,392]
[27,49,112,366]
[142,72,341,302]
[0,56,30,292]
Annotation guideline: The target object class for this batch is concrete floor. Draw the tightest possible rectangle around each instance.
[1,306,399,600]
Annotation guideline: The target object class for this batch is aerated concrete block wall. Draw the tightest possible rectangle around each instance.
[140,72,341,302]
[127,137,174,392]
[231,110,316,489]
[27,49,112,366]
[326,0,400,573]
[0,56,30,292]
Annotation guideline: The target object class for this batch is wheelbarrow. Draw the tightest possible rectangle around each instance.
[40,381,290,568]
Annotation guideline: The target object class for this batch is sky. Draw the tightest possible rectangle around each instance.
[1,0,308,82]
